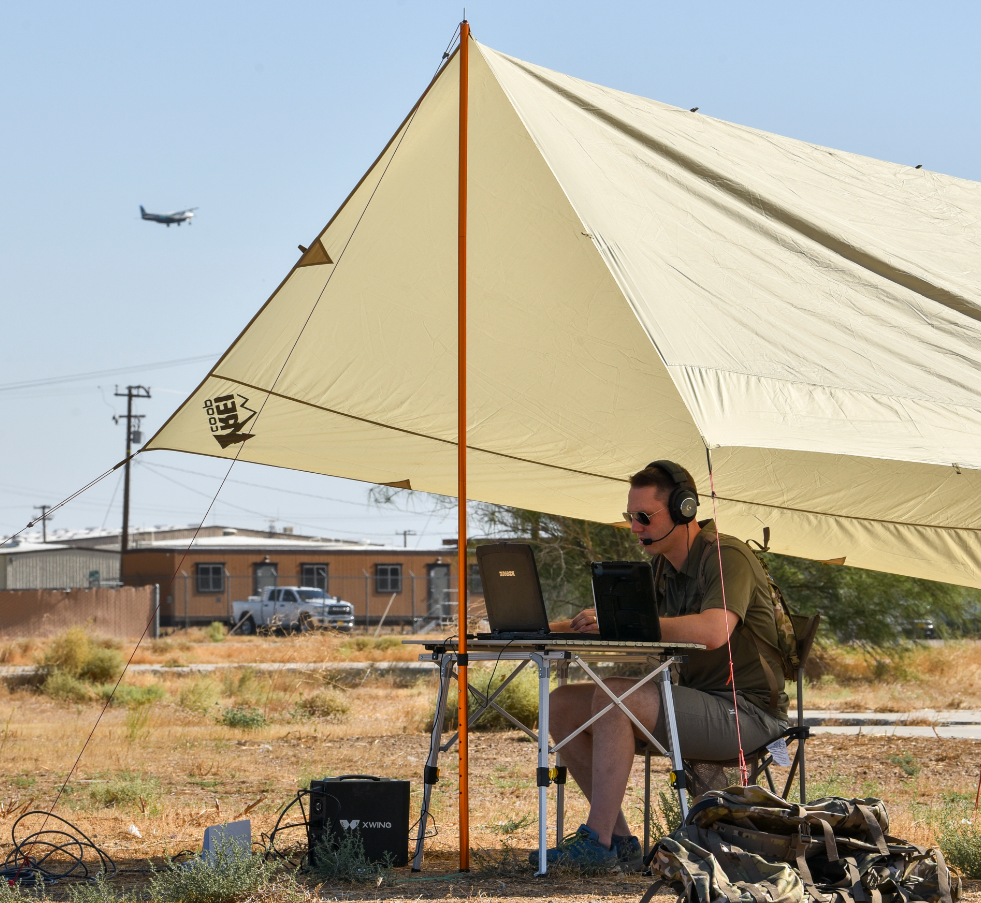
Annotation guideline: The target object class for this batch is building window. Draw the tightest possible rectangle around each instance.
[301,563,328,591]
[468,563,482,594]
[375,563,402,594]
[196,563,225,593]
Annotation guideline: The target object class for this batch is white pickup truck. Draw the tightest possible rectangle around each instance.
[231,586,355,634]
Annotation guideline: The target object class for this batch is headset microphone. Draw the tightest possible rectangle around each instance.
[640,523,677,546]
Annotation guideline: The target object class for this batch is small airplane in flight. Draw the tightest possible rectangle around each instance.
[140,205,197,226]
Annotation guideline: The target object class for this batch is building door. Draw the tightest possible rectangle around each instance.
[426,563,451,619]
[253,562,278,596]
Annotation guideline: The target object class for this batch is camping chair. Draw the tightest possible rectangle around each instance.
[641,613,821,856]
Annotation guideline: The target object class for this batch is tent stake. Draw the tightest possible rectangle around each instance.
[457,16,471,873]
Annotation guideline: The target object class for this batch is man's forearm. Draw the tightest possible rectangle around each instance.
[659,609,739,649]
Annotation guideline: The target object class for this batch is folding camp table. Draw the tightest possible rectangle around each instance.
[405,638,704,875]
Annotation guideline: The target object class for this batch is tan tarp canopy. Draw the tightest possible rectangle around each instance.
[146,36,981,588]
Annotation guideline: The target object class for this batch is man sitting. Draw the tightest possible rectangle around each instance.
[533,460,788,870]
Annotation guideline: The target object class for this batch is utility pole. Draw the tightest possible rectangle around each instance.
[33,505,52,543]
[114,385,151,553]
[397,529,417,548]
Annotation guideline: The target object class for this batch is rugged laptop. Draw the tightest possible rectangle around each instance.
[475,543,584,640]
[590,560,661,642]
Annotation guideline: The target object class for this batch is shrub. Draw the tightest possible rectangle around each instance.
[887,752,921,776]
[219,706,267,730]
[206,622,226,643]
[433,664,541,731]
[41,670,92,703]
[309,824,393,884]
[124,702,154,742]
[39,629,124,681]
[179,676,221,715]
[88,772,160,812]
[96,683,165,707]
[66,871,134,903]
[148,838,275,903]
[39,626,91,676]
[78,646,125,683]
[294,689,349,721]
[935,800,981,878]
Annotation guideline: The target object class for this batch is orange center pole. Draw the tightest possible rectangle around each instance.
[457,18,471,873]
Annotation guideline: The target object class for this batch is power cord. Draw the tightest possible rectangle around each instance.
[1,810,116,886]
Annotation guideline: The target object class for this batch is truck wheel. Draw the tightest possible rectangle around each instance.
[239,616,256,636]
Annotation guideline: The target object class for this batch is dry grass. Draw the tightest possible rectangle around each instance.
[2,634,981,900]
[804,640,981,711]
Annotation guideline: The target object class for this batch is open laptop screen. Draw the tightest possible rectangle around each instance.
[591,561,661,642]
[476,544,550,635]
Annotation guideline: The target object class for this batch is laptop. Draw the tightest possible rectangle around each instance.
[475,543,583,640]
[475,544,661,643]
[590,561,661,642]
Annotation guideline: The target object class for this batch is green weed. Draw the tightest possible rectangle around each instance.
[179,676,221,715]
[487,813,533,834]
[433,664,541,732]
[77,646,124,683]
[806,761,849,801]
[933,798,981,878]
[41,670,91,703]
[219,706,267,730]
[88,772,160,813]
[66,871,134,902]
[648,786,683,842]
[124,702,154,742]
[148,838,275,903]
[96,683,165,707]
[339,635,400,654]
[293,689,349,721]
[206,621,226,643]
[887,752,921,776]
[11,775,36,789]
[309,824,394,884]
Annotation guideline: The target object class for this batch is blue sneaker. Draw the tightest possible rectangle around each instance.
[527,824,619,870]
[612,833,643,871]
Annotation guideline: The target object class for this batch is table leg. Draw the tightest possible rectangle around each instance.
[535,655,550,876]
[412,653,455,871]
[657,666,689,822]
[555,659,569,843]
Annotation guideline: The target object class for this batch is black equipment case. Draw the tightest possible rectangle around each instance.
[308,775,410,866]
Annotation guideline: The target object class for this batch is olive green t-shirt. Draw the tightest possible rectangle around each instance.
[654,520,789,720]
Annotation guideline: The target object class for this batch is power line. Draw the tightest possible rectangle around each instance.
[141,460,373,507]
[0,354,218,393]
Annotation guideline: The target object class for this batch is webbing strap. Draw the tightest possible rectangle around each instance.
[639,878,670,903]
[842,856,869,902]
[808,815,840,862]
[934,846,953,903]
[855,805,889,856]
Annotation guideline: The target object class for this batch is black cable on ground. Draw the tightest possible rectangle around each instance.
[1,811,116,886]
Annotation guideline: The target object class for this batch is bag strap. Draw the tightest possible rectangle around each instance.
[695,533,784,712]
[855,804,889,856]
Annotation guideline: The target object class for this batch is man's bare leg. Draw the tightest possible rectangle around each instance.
[583,678,661,847]
[549,679,662,848]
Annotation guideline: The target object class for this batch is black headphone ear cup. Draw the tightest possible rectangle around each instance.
[668,486,698,524]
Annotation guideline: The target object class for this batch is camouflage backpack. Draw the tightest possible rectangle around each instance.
[643,785,959,903]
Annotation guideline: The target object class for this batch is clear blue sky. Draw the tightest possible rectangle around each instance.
[2,0,978,547]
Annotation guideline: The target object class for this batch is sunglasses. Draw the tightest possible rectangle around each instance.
[622,505,667,526]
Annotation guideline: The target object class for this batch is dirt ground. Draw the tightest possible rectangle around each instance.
[3,631,981,900]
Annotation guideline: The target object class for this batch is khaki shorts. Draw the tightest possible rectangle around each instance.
[646,686,787,761]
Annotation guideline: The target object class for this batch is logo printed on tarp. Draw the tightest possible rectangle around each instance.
[203,393,257,448]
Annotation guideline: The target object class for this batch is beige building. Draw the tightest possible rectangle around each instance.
[121,529,475,628]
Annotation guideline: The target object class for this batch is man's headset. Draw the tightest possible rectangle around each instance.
[637,460,700,545]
